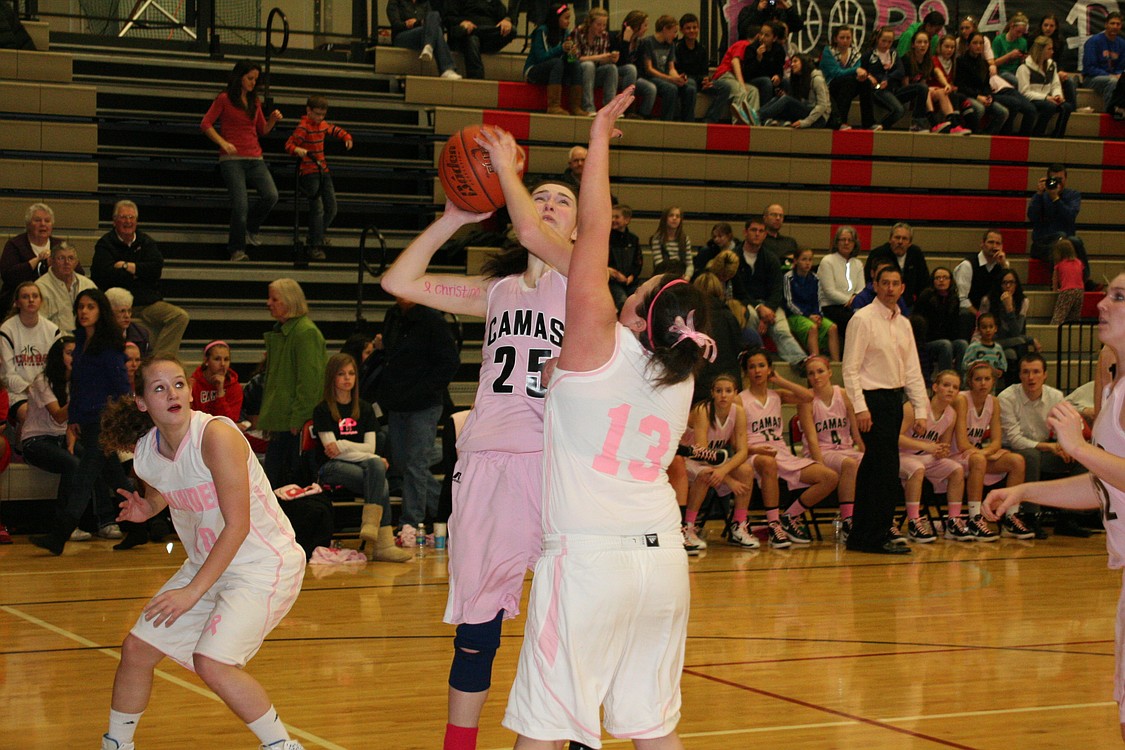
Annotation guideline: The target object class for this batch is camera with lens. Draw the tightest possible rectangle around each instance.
[1045,176,1060,190]
[767,0,777,7]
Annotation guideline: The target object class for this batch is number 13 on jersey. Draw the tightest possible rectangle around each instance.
[593,403,672,482]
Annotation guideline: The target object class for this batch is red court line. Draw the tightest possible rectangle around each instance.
[683,668,981,749]
[686,646,971,669]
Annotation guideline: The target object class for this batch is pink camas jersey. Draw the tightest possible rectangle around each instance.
[803,385,855,453]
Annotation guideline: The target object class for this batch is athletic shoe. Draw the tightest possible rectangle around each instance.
[69,527,92,541]
[676,444,729,466]
[261,741,306,750]
[887,523,908,545]
[419,43,434,62]
[766,520,791,549]
[838,123,852,131]
[1114,106,1125,121]
[999,513,1035,540]
[748,106,761,126]
[246,232,263,247]
[944,515,974,542]
[931,121,952,134]
[907,517,937,543]
[871,124,884,132]
[102,735,135,750]
[968,514,999,542]
[97,523,124,540]
[440,68,463,80]
[309,246,327,261]
[229,249,250,262]
[949,125,972,135]
[728,520,760,549]
[397,523,417,548]
[840,517,853,544]
[730,102,751,125]
[763,118,782,126]
[781,513,812,544]
[0,523,10,544]
[683,523,707,552]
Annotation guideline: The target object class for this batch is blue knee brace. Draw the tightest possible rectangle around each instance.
[449,612,503,693]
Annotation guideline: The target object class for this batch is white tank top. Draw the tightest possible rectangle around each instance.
[951,391,994,454]
[909,403,955,454]
[542,324,692,536]
[804,385,855,452]
[1092,377,1125,569]
[458,269,567,454]
[133,411,305,570]
[681,404,738,448]
[741,389,787,450]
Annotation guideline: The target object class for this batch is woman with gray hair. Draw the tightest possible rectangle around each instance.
[818,225,865,339]
[103,287,151,354]
[0,202,60,307]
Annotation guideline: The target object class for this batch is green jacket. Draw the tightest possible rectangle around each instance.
[259,315,327,432]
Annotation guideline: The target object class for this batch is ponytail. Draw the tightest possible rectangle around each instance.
[100,394,154,453]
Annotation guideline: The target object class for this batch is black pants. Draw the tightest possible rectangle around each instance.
[448,25,514,79]
[847,388,904,551]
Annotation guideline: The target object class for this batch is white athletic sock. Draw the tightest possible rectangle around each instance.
[968,501,982,518]
[107,708,143,744]
[247,706,290,745]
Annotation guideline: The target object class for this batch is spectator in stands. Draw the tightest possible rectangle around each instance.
[784,248,840,360]
[387,0,462,79]
[742,20,787,109]
[123,341,141,391]
[956,32,1010,134]
[979,269,1039,381]
[649,206,693,278]
[992,12,1030,83]
[284,95,354,260]
[954,228,1008,330]
[0,202,60,308]
[1017,35,1074,138]
[260,278,328,488]
[575,8,628,117]
[20,336,79,539]
[913,267,968,380]
[694,221,737,278]
[897,10,945,58]
[608,203,641,310]
[731,217,808,373]
[760,53,832,128]
[1032,14,1082,111]
[761,203,798,262]
[998,352,1091,537]
[103,287,151,355]
[821,25,876,130]
[191,340,243,423]
[92,200,189,357]
[559,145,585,193]
[1027,164,1091,282]
[704,30,758,124]
[445,0,517,80]
[675,14,708,89]
[900,30,942,130]
[818,225,864,338]
[1050,239,1086,325]
[692,272,744,403]
[0,281,59,428]
[1082,11,1125,112]
[638,14,696,122]
[201,60,282,263]
[852,259,905,313]
[961,312,1007,377]
[865,222,929,312]
[932,34,973,134]
[31,289,131,553]
[38,242,96,334]
[524,3,586,117]
[737,0,803,42]
[864,26,908,130]
[610,10,655,118]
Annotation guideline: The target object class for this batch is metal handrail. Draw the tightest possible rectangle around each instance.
[262,7,289,104]
[355,224,387,329]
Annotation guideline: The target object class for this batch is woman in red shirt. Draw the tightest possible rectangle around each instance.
[201,60,283,262]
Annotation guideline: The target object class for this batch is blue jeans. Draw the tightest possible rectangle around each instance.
[649,77,696,121]
[748,75,776,107]
[579,60,618,112]
[299,171,337,246]
[448,25,514,79]
[392,11,455,74]
[1030,98,1074,137]
[924,338,968,375]
[388,404,442,527]
[994,89,1037,135]
[525,56,581,86]
[759,95,823,126]
[219,158,279,253]
[744,306,808,366]
[633,76,658,116]
[22,434,79,507]
[962,97,1008,134]
[319,457,392,520]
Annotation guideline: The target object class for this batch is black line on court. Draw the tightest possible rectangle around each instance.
[682,668,982,750]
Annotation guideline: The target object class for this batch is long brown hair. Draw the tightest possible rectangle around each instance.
[322,353,361,423]
[100,355,186,452]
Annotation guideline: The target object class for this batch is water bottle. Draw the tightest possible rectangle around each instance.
[434,522,447,551]
[833,514,843,544]
[416,523,426,557]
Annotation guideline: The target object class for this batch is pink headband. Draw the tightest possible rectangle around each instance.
[203,340,229,355]
[644,279,717,362]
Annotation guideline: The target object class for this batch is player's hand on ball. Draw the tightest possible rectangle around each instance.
[474,126,525,177]
[144,587,202,628]
[443,199,493,225]
[117,488,152,524]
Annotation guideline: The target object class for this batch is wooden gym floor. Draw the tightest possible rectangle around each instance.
[2,524,1121,749]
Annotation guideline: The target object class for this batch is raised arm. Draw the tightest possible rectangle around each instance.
[380,202,492,317]
[557,89,635,373]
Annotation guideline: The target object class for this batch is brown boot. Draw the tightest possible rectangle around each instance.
[374,524,412,563]
[569,85,593,116]
[546,84,569,116]
[360,504,380,544]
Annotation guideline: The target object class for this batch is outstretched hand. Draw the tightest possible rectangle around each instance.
[474,125,525,178]
[589,86,635,142]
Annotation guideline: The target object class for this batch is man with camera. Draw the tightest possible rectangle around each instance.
[737,0,803,42]
[1027,164,1092,287]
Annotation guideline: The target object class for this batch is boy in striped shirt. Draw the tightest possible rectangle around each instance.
[285,95,353,260]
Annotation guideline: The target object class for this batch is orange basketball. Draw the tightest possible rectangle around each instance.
[438,125,522,213]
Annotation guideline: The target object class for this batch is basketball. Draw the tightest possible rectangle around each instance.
[438,124,522,213]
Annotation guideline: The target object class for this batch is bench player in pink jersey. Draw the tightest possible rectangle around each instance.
[985,272,1125,742]
[682,373,753,551]
[739,348,839,548]
[897,370,973,543]
[798,355,865,542]
[951,360,1031,539]
[98,357,306,750]
[381,127,576,750]
[504,86,714,750]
